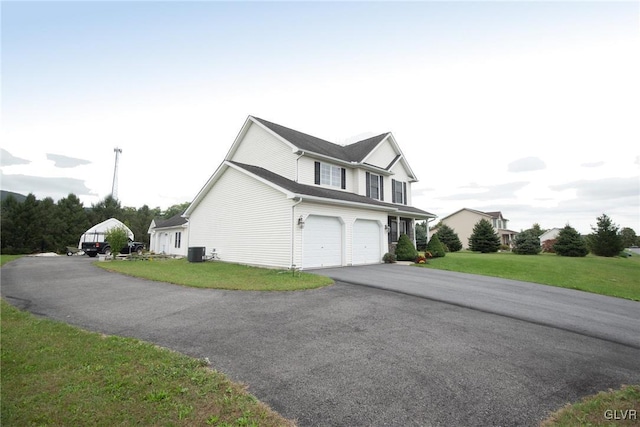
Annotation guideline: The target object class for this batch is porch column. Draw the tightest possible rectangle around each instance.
[412,218,416,248]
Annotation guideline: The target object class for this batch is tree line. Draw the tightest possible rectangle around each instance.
[1,193,189,255]
[417,214,638,257]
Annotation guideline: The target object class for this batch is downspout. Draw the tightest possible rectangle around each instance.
[291,196,303,269]
[295,151,304,182]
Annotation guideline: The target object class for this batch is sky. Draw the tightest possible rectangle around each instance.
[1,0,639,235]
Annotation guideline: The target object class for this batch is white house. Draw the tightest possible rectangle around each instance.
[539,228,562,245]
[148,213,189,256]
[184,116,436,269]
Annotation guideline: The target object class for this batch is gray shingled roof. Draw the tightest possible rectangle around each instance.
[153,213,188,229]
[253,117,388,164]
[229,161,434,218]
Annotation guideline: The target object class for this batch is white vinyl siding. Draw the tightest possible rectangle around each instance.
[364,139,396,169]
[229,122,297,181]
[188,167,292,268]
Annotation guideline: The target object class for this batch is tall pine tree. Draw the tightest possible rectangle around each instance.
[588,213,623,257]
[554,225,588,257]
[468,219,500,253]
[434,224,462,252]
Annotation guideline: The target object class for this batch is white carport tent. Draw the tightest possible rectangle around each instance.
[78,218,134,249]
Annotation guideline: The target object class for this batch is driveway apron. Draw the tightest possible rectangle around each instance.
[2,256,640,427]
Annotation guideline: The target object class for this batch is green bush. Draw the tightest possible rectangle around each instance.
[468,219,501,253]
[426,234,446,258]
[434,224,462,252]
[554,225,588,257]
[512,229,541,255]
[382,252,397,263]
[395,234,418,261]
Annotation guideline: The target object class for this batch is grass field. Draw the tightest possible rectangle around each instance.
[96,257,333,291]
[0,299,294,427]
[418,251,640,301]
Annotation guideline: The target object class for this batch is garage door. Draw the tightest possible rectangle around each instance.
[303,215,342,268]
[353,219,381,265]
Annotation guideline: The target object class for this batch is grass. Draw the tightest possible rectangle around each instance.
[541,384,639,426]
[96,258,333,291]
[0,299,295,427]
[417,251,640,301]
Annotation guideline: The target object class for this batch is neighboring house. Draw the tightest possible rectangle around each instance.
[433,208,517,249]
[539,228,562,245]
[183,115,436,269]
[148,213,189,257]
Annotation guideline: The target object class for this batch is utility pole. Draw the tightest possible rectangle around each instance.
[111,147,122,200]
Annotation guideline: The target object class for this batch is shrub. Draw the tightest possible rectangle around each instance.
[588,213,624,257]
[434,224,462,252]
[104,226,129,259]
[414,254,428,264]
[395,233,418,261]
[468,219,501,253]
[426,234,446,258]
[554,225,588,257]
[512,229,541,255]
[382,252,397,263]
[541,238,556,253]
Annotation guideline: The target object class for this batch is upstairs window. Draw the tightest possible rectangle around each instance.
[392,179,407,205]
[366,172,384,200]
[315,162,346,189]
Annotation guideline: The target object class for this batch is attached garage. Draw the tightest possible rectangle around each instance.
[352,219,382,265]
[303,215,343,269]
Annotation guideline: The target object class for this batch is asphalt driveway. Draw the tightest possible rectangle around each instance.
[2,256,639,426]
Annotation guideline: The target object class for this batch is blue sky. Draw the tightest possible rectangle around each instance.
[2,1,639,234]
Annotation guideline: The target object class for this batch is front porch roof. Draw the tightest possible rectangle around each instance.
[229,161,436,219]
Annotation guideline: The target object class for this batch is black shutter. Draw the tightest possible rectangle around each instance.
[380,176,384,201]
[314,162,320,185]
[341,168,346,189]
[392,179,396,203]
[403,182,408,205]
[366,172,371,197]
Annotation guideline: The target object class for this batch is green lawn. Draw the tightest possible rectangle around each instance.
[541,384,639,427]
[96,258,333,291]
[0,299,294,427]
[417,251,640,301]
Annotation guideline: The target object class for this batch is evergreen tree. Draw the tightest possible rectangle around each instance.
[18,194,41,253]
[530,223,546,238]
[512,229,541,255]
[89,195,123,224]
[434,224,462,252]
[588,213,623,257]
[57,194,91,250]
[415,221,427,251]
[162,202,190,219]
[426,234,446,258]
[554,225,588,257]
[37,197,65,253]
[395,233,418,261]
[1,195,21,254]
[468,219,500,253]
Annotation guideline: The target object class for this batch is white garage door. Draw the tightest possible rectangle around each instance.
[353,219,381,265]
[303,215,342,268]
